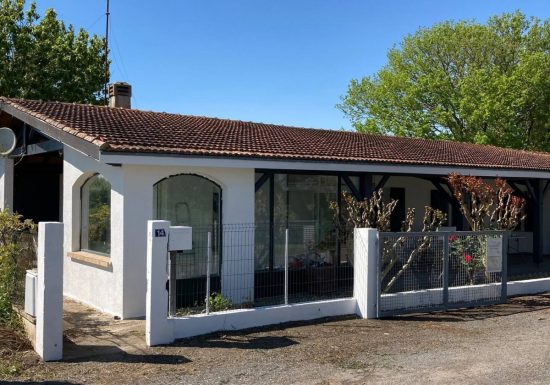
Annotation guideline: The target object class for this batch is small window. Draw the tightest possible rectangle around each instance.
[81,174,111,255]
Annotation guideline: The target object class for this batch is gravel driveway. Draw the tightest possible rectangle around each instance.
[4,294,550,385]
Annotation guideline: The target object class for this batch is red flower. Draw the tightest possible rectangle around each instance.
[449,234,457,242]
[463,254,472,264]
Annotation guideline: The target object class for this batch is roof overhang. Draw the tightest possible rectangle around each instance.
[0,101,101,159]
[99,151,550,180]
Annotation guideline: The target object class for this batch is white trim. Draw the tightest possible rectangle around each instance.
[99,153,550,179]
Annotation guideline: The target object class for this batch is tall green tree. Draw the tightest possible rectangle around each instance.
[339,12,550,151]
[0,0,108,103]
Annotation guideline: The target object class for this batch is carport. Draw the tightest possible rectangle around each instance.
[0,110,63,222]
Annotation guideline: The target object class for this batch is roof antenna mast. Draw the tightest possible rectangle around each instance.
[104,0,110,105]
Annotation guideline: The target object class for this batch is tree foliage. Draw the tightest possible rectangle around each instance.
[339,12,550,151]
[0,0,107,103]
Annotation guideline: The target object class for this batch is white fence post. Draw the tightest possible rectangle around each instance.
[206,231,211,314]
[146,220,174,346]
[0,156,13,211]
[284,228,289,305]
[354,228,379,319]
[36,222,64,361]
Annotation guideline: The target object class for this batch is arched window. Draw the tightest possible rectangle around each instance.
[81,174,111,255]
[154,174,221,228]
[154,174,221,298]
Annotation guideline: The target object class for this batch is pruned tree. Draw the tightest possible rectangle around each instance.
[447,173,526,284]
[329,190,447,293]
[447,173,526,231]
[328,190,398,232]
[381,207,447,293]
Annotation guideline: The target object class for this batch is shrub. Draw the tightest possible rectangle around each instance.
[0,210,35,327]
[207,292,232,312]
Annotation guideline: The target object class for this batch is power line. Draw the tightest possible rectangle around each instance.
[110,25,131,82]
[85,13,104,32]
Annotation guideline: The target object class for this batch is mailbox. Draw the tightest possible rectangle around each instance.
[168,226,192,252]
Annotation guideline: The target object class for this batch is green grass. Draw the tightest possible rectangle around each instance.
[0,360,21,377]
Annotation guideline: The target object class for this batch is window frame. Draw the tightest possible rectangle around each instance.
[80,173,111,256]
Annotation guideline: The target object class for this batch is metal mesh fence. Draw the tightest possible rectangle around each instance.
[378,233,445,314]
[447,232,504,306]
[378,231,506,316]
[9,230,37,308]
[169,223,354,316]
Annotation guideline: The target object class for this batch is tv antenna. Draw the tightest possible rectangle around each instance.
[104,0,110,104]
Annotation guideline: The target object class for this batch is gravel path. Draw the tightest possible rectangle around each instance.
[4,294,550,385]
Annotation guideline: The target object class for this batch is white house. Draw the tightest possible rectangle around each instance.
[1,84,549,319]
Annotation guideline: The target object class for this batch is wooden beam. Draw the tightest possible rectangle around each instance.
[375,175,390,191]
[508,181,530,201]
[342,175,361,200]
[362,174,373,199]
[428,178,454,205]
[10,139,63,157]
[525,180,538,203]
[254,172,270,192]
[543,180,550,196]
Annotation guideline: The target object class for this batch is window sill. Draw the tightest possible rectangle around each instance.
[68,251,112,268]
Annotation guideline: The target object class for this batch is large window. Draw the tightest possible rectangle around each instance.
[154,174,221,279]
[256,173,351,270]
[81,174,111,255]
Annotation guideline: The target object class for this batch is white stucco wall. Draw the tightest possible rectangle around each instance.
[120,164,255,317]
[63,146,125,316]
[63,147,256,318]
[62,144,550,319]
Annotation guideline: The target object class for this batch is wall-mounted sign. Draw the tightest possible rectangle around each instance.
[155,229,166,238]
[486,237,503,273]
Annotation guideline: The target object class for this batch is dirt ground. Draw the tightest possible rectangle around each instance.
[3,294,550,385]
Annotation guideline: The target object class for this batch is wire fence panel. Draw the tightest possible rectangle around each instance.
[447,232,506,307]
[378,231,507,317]
[378,233,445,315]
[12,230,38,308]
[169,223,354,317]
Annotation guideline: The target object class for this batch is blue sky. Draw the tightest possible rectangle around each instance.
[37,1,549,130]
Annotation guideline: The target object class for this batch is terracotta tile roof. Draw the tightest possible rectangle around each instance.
[2,97,550,171]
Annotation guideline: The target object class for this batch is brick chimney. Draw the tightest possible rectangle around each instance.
[108,82,132,109]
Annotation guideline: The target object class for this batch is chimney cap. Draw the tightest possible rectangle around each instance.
[108,82,132,109]
[108,82,132,97]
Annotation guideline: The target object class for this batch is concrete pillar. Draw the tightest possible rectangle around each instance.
[36,222,64,361]
[146,220,174,346]
[0,156,14,211]
[354,228,379,319]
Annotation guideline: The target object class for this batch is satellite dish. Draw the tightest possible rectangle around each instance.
[0,127,17,156]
